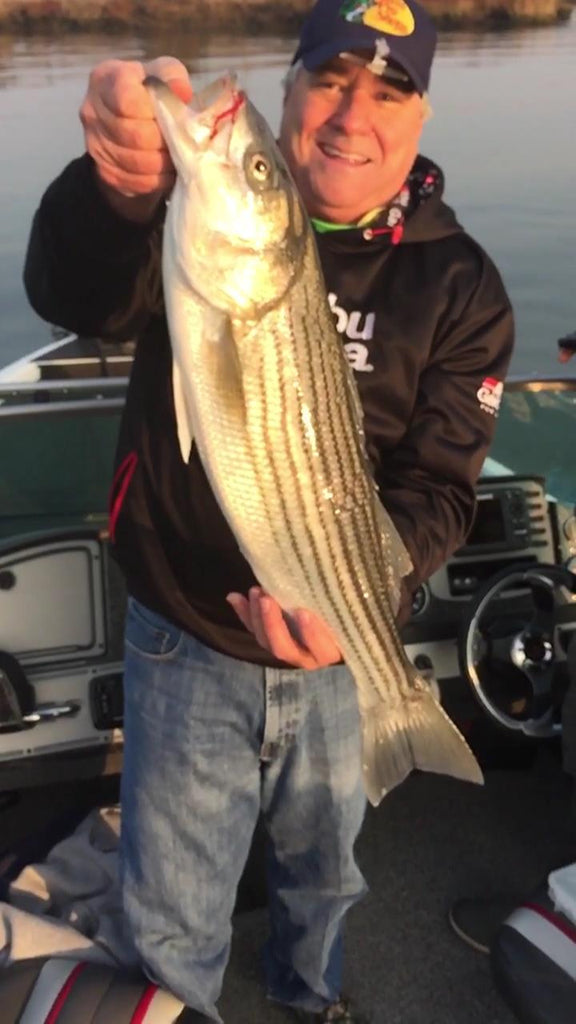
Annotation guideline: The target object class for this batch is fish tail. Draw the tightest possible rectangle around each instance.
[360,680,483,807]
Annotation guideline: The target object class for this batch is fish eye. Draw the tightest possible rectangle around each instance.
[243,144,278,193]
[250,153,271,182]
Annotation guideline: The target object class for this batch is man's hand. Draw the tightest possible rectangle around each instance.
[227,587,342,670]
[79,55,192,222]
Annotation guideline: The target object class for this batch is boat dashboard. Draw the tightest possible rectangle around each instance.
[406,474,560,644]
[403,473,576,717]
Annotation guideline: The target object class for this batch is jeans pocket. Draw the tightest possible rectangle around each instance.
[125,598,183,659]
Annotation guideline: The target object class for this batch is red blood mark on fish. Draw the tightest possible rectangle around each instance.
[209,90,245,141]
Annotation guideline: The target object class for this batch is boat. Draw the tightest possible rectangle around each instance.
[1,334,575,1023]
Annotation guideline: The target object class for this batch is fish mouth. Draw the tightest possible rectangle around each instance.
[145,72,246,162]
[188,74,246,151]
[208,88,245,141]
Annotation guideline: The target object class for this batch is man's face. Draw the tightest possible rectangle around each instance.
[278,56,426,223]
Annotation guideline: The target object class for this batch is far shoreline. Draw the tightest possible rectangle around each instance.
[0,0,573,35]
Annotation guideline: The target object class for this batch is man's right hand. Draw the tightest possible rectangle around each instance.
[79,56,192,223]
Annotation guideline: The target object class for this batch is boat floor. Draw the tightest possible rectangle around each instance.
[223,754,574,1024]
[1,752,574,1024]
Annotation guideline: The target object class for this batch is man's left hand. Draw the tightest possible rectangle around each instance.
[226,586,342,669]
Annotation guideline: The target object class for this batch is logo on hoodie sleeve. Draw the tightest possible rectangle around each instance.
[477,377,503,416]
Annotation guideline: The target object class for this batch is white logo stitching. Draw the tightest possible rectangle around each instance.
[328,293,375,373]
[477,377,503,416]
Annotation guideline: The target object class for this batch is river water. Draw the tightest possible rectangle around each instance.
[1,16,575,375]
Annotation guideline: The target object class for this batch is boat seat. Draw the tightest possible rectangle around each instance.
[491,878,576,1024]
[0,528,126,789]
[0,956,191,1023]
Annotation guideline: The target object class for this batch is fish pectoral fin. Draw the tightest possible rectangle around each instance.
[360,685,483,807]
[170,305,244,464]
[172,358,194,463]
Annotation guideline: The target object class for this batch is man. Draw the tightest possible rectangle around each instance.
[23,1,514,1020]
[558,330,576,363]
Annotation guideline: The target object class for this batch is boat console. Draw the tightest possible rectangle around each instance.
[404,475,558,667]
[412,477,555,611]
[403,470,576,746]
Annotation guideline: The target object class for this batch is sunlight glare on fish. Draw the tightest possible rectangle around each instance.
[300,403,319,459]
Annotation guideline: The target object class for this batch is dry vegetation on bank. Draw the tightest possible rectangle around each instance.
[0,0,572,33]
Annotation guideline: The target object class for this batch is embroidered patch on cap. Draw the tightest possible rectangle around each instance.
[477,377,504,416]
[340,0,416,37]
[365,37,391,74]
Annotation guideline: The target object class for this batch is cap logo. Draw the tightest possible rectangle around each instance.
[340,0,416,37]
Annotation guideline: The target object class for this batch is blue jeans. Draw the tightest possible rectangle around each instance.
[120,598,367,1022]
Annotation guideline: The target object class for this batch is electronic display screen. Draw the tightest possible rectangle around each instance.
[465,496,507,547]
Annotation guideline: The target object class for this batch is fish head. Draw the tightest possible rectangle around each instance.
[146,73,309,319]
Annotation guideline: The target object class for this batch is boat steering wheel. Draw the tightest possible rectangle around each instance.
[458,564,576,738]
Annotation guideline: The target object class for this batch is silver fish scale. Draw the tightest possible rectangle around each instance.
[221,236,415,711]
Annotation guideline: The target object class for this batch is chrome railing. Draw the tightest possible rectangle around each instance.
[0,376,127,416]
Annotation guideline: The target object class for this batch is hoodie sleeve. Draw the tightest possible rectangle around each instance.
[376,248,515,621]
[23,154,163,340]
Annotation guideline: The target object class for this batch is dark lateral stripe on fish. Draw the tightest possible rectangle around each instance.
[284,385,390,680]
[284,292,379,671]
[246,328,321,609]
[293,288,401,675]
[277,293,391,685]
[306,365,409,697]
[284,282,405,704]
[244,307,371,675]
[263,318,359,636]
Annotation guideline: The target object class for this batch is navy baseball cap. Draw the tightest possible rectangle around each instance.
[292,0,437,96]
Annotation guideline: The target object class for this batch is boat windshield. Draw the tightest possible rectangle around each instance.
[0,389,122,541]
[0,373,575,542]
[483,378,576,507]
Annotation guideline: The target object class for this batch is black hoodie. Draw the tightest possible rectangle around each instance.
[24,153,514,663]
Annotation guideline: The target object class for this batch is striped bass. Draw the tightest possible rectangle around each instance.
[146,73,483,806]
